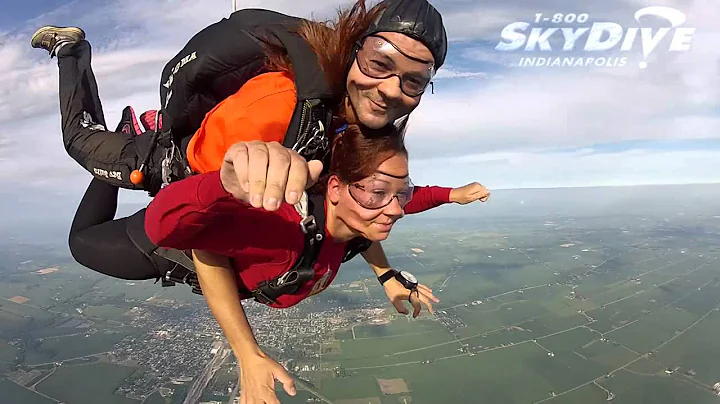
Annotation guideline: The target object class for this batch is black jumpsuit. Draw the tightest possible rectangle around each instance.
[57,39,177,281]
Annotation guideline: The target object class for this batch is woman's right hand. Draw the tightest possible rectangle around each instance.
[220,141,323,211]
[238,351,296,404]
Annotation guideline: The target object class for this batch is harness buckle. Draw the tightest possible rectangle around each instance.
[295,121,328,159]
[160,263,202,295]
[252,288,275,305]
[300,215,318,235]
[164,265,193,284]
[275,270,298,286]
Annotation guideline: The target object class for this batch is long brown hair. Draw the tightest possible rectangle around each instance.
[310,123,408,195]
[262,0,385,103]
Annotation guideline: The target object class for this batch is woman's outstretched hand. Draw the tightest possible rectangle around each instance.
[220,141,323,211]
[383,279,439,318]
[238,351,296,404]
[449,182,491,204]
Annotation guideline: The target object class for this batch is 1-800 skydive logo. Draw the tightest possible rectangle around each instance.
[494,6,695,68]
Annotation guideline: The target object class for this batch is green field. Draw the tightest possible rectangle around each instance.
[0,379,55,404]
[315,217,720,403]
[0,270,102,310]
[143,391,168,404]
[275,389,323,403]
[24,330,128,365]
[35,362,140,404]
[336,343,567,403]
[351,318,446,339]
[82,305,132,321]
[653,309,720,386]
[330,328,455,368]
[578,340,640,372]
[602,371,719,403]
[0,341,19,363]
[5,187,720,403]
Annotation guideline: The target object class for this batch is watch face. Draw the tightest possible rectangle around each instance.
[400,271,417,284]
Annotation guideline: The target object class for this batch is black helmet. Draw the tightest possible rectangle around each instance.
[364,0,448,69]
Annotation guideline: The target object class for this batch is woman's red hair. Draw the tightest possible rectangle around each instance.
[261,0,386,107]
[309,123,408,195]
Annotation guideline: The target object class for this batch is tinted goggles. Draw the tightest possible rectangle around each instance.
[349,172,414,210]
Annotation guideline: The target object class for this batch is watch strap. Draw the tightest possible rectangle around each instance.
[378,269,398,285]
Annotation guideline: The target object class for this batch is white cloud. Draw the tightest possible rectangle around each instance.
[0,0,718,192]
[402,67,708,158]
[461,47,518,66]
[433,65,487,79]
[409,148,720,190]
[404,3,720,159]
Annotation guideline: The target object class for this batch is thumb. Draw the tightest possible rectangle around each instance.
[306,160,324,189]
[411,294,422,318]
[274,365,296,396]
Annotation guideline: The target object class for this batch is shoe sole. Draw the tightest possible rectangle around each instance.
[30,26,85,48]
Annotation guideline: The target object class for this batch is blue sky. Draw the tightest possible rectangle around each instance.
[0,0,719,206]
[0,0,68,26]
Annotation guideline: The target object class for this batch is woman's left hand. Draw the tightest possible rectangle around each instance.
[384,279,439,318]
[449,182,490,204]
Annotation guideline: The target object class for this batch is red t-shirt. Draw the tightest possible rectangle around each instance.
[405,186,452,214]
[144,173,454,308]
[144,170,347,309]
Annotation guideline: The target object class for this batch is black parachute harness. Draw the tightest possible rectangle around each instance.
[131,108,193,197]
[248,193,326,305]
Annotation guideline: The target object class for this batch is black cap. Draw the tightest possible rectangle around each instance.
[364,0,448,69]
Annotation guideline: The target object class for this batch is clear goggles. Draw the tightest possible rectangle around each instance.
[355,35,436,97]
[348,171,414,210]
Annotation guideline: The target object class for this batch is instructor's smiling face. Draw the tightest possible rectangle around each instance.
[346,32,434,129]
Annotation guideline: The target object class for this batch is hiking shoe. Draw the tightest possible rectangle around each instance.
[30,26,85,57]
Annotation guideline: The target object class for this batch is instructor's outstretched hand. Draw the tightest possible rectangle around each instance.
[221,141,324,211]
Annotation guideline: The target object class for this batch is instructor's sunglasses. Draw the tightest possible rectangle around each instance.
[355,35,435,97]
[348,172,414,210]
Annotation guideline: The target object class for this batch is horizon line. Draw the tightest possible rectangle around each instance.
[482,180,720,191]
[113,180,720,205]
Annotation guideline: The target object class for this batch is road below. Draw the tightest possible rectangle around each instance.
[184,343,230,404]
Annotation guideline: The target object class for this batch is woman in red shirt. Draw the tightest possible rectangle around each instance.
[145,122,423,403]
[146,123,420,308]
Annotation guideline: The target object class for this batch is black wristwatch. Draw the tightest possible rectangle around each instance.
[378,269,418,290]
